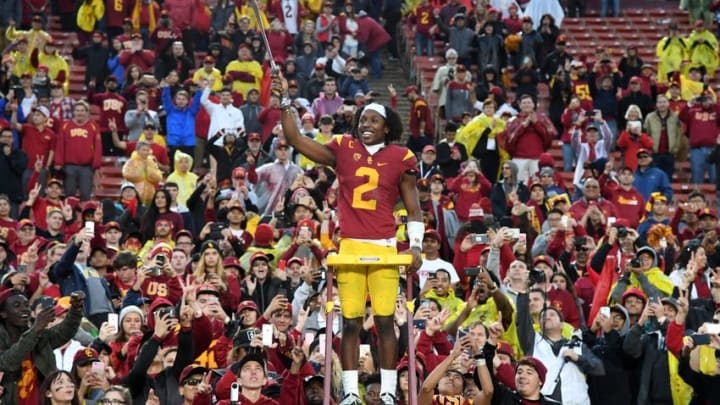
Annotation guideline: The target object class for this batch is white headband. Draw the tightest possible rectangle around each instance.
[363,103,386,118]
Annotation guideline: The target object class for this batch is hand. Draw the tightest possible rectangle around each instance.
[33,156,43,172]
[108,118,118,132]
[153,313,175,340]
[195,373,213,395]
[290,335,305,364]
[387,84,396,97]
[562,348,579,362]
[487,312,504,344]
[270,70,288,98]
[27,183,40,203]
[406,247,422,272]
[98,322,117,343]
[676,288,689,318]
[70,291,86,310]
[145,388,161,405]
[32,305,55,332]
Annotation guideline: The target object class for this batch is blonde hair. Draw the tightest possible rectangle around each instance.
[624,104,643,120]
[193,249,227,282]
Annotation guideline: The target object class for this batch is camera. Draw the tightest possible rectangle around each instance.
[529,268,546,285]
[629,258,642,268]
[617,227,628,238]
[697,96,707,103]
[447,68,455,80]
[472,234,490,244]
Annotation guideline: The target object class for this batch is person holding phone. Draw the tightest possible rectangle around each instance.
[274,74,423,405]
[125,242,183,305]
[0,289,85,404]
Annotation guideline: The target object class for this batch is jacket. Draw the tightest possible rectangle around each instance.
[633,166,673,202]
[0,146,27,202]
[0,305,82,405]
[622,322,673,405]
[162,87,202,147]
[49,243,113,316]
[644,110,682,155]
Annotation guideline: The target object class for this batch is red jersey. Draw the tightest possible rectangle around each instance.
[0,217,17,245]
[150,27,182,58]
[88,92,128,133]
[409,97,434,138]
[325,135,418,240]
[105,0,132,28]
[141,274,183,304]
[55,120,102,168]
[412,5,436,36]
[432,395,471,405]
[30,197,62,231]
[20,124,56,169]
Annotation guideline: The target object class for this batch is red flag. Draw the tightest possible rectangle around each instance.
[587,255,618,325]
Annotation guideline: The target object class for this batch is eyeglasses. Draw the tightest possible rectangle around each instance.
[101,400,127,405]
[183,379,202,386]
[584,185,599,189]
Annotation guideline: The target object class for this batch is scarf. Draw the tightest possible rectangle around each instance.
[132,0,157,34]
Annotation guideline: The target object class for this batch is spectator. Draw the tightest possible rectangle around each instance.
[53,101,102,202]
[680,92,720,184]
[436,122,467,178]
[518,16,543,68]
[616,119,654,171]
[571,120,613,188]
[431,49,459,120]
[603,167,646,228]
[122,141,164,206]
[447,160,492,222]
[161,79,204,168]
[644,94,682,180]
[688,19,718,77]
[618,77,653,128]
[437,13,474,67]
[311,77,344,119]
[354,10,390,79]
[444,65,475,123]
[504,95,557,184]
[119,33,155,73]
[403,85,434,154]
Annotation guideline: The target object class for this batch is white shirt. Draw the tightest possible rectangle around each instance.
[282,0,299,34]
[201,87,246,146]
[54,340,84,372]
[418,258,460,288]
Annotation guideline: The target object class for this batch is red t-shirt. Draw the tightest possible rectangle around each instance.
[325,135,418,239]
[20,124,56,169]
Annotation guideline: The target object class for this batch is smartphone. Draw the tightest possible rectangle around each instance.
[607,216,617,227]
[16,264,27,273]
[649,296,660,305]
[519,233,527,243]
[561,216,569,228]
[507,228,521,239]
[472,234,490,244]
[600,306,611,318]
[85,221,95,235]
[277,288,287,298]
[156,255,166,266]
[691,334,712,345]
[262,324,274,347]
[359,344,371,358]
[38,296,54,309]
[421,299,431,309]
[277,259,287,271]
[91,361,104,375]
[413,319,426,329]
[427,273,437,280]
[457,328,468,339]
[230,382,240,402]
[107,313,119,334]
[464,267,481,277]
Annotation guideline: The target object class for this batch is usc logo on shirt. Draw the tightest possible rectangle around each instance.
[69,128,89,138]
[103,98,124,112]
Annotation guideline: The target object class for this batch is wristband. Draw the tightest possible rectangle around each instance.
[475,358,486,367]
[407,221,425,250]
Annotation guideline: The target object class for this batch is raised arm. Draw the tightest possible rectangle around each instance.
[273,74,335,166]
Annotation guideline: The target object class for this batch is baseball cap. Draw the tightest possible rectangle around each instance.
[179,364,208,384]
[73,348,99,366]
[422,145,436,153]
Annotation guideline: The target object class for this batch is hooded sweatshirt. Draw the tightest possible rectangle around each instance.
[165,150,198,206]
[585,305,633,404]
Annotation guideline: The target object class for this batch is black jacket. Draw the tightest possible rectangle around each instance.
[622,322,673,405]
[126,326,195,405]
[0,146,27,202]
[72,43,110,87]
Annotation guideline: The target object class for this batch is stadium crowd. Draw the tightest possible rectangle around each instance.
[1,0,720,404]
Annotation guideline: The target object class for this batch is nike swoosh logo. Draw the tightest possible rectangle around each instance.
[378,162,389,166]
